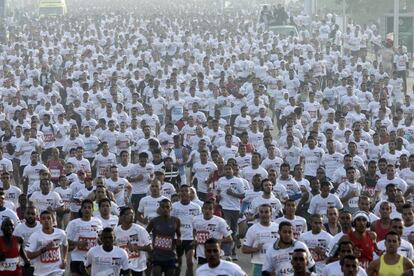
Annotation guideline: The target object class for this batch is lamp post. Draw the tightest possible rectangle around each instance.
[394,0,399,47]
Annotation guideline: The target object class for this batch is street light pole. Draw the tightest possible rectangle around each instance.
[394,0,399,47]
[342,0,346,33]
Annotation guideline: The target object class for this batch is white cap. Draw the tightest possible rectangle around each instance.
[353,212,370,223]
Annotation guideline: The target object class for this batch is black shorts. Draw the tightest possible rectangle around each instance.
[71,260,86,275]
[152,259,177,271]
[176,240,194,258]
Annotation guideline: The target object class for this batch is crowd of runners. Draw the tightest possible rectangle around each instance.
[0,0,414,275]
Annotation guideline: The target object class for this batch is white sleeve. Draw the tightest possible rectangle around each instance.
[84,248,92,267]
[65,221,75,241]
[308,198,316,214]
[219,219,232,237]
[26,232,38,253]
[336,196,344,209]
[261,249,275,272]
[138,198,145,213]
[243,227,255,247]
[336,183,347,198]
[321,265,329,276]
[138,228,152,246]
[121,249,129,271]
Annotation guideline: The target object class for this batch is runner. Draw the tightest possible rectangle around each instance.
[171,185,201,276]
[85,227,129,276]
[196,238,247,276]
[137,180,168,225]
[26,210,68,276]
[367,231,414,275]
[115,207,152,276]
[66,199,103,276]
[322,240,367,276]
[146,199,181,276]
[241,204,279,276]
[262,221,315,275]
[192,200,232,265]
[13,206,42,275]
[0,218,27,275]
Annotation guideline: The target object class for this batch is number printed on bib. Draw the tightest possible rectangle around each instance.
[120,244,140,259]
[196,230,210,244]
[0,257,19,271]
[41,247,60,263]
[78,237,97,251]
[154,235,173,251]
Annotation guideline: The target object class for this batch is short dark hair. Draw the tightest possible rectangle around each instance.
[278,221,292,231]
[98,198,111,208]
[119,206,133,216]
[340,255,357,266]
[204,238,220,246]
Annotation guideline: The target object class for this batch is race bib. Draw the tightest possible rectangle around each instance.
[309,111,317,118]
[62,200,70,209]
[310,248,324,262]
[348,197,359,208]
[118,141,128,148]
[196,230,210,245]
[50,169,61,178]
[44,133,54,142]
[154,235,173,251]
[98,167,107,176]
[120,244,140,259]
[41,247,60,263]
[78,237,97,251]
[0,257,19,271]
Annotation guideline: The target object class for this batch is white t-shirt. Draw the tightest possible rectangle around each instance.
[105,177,129,207]
[93,152,117,177]
[3,186,22,207]
[29,191,63,213]
[85,245,129,276]
[53,186,72,210]
[241,166,268,184]
[196,260,246,276]
[336,181,362,212]
[15,138,39,166]
[299,230,333,273]
[0,157,13,175]
[216,176,245,211]
[192,161,217,193]
[301,146,324,177]
[131,163,154,194]
[146,182,176,199]
[171,201,202,241]
[137,195,168,221]
[322,260,367,276]
[13,221,42,247]
[262,240,315,275]
[66,217,103,261]
[114,223,151,272]
[308,194,344,222]
[243,222,279,264]
[26,228,68,275]
[274,216,308,240]
[23,163,48,188]
[250,195,283,221]
[95,214,119,230]
[192,215,232,258]
[0,207,20,236]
